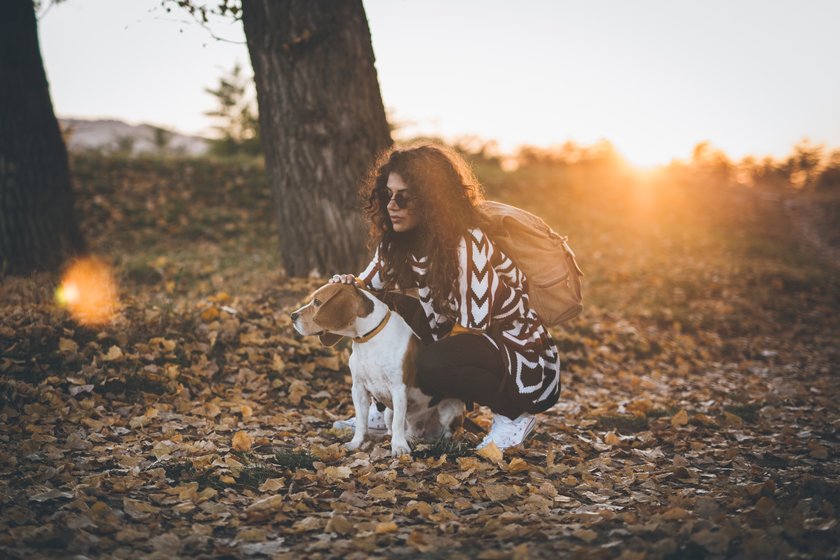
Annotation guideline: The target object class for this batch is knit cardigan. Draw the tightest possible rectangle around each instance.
[359,227,561,413]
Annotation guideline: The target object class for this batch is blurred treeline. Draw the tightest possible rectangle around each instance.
[64,62,840,197]
[456,136,839,193]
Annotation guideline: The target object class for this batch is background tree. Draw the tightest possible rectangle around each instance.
[172,0,392,276]
[690,141,735,187]
[112,135,136,157]
[150,125,174,156]
[816,149,840,191]
[240,0,392,276]
[0,0,85,275]
[784,139,824,189]
[204,63,261,158]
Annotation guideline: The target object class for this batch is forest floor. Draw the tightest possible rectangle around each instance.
[1,155,838,559]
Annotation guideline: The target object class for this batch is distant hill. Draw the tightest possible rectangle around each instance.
[59,117,209,156]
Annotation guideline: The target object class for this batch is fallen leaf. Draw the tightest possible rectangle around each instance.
[151,440,175,459]
[538,481,558,498]
[367,485,396,501]
[200,306,219,322]
[123,498,160,520]
[258,478,285,492]
[325,514,353,535]
[671,409,689,427]
[247,495,284,513]
[209,291,230,303]
[485,484,514,501]
[808,440,828,459]
[375,521,398,534]
[405,500,433,517]
[232,431,252,452]
[692,528,730,554]
[573,528,598,543]
[239,331,266,345]
[29,489,73,502]
[436,473,459,487]
[103,345,123,361]
[722,411,744,427]
[408,529,437,552]
[58,338,78,353]
[288,379,308,405]
[663,507,690,520]
[507,457,530,473]
[237,527,266,542]
[314,355,341,371]
[477,442,504,463]
[293,516,322,532]
[149,337,176,352]
[322,466,352,480]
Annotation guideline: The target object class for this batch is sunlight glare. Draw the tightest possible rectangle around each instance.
[55,256,119,326]
[618,143,673,170]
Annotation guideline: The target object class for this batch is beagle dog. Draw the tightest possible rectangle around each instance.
[290,282,463,456]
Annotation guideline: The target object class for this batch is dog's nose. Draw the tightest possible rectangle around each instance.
[290,311,300,321]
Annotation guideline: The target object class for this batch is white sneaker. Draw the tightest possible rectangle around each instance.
[476,413,537,450]
[332,403,388,435]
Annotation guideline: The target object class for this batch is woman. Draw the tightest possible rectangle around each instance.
[331,143,561,450]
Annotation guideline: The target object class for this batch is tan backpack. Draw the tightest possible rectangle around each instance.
[477,200,584,326]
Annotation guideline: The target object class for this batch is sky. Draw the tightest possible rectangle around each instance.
[39,0,840,166]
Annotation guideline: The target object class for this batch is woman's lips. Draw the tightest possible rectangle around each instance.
[390,215,403,222]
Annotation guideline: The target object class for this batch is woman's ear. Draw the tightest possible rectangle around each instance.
[319,332,344,347]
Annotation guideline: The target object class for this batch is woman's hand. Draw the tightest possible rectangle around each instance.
[329,274,356,285]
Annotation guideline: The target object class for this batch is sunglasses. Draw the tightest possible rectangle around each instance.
[379,189,413,209]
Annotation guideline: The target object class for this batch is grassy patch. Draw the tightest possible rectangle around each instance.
[96,374,168,399]
[595,413,650,433]
[237,464,285,490]
[724,402,764,423]
[411,437,475,460]
[163,459,227,492]
[647,407,676,418]
[272,449,316,471]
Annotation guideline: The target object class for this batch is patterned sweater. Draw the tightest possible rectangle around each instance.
[359,227,561,413]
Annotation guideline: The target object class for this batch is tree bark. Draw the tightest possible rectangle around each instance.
[0,0,86,276]
[241,0,392,277]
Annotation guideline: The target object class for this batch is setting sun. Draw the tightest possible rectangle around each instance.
[618,142,676,169]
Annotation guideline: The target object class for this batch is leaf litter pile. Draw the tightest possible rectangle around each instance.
[1,155,838,559]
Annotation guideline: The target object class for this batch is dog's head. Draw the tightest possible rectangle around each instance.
[290,282,375,346]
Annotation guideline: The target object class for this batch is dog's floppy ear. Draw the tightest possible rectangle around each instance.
[313,287,356,331]
[356,286,374,317]
[318,332,344,347]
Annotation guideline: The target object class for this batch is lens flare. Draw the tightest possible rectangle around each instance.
[55,256,119,326]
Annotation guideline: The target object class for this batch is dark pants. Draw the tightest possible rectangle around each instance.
[414,333,526,420]
[378,291,526,420]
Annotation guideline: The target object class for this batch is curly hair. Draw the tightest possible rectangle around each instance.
[358,143,485,317]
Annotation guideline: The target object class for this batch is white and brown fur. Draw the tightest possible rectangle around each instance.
[290,283,463,456]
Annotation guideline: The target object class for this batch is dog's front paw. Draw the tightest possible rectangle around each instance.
[346,437,365,451]
[391,440,412,457]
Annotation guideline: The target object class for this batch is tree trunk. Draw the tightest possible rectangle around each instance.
[241,0,392,277]
[0,0,86,276]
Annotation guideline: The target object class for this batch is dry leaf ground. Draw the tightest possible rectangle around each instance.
[1,155,838,559]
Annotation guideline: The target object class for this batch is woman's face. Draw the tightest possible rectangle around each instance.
[385,172,420,233]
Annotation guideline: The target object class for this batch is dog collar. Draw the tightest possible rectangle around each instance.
[353,309,391,343]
